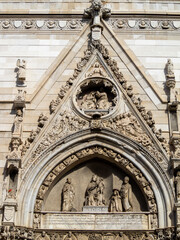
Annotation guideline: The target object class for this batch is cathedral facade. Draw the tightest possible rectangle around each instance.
[0,0,180,239]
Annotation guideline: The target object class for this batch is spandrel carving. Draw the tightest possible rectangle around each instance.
[62,178,75,212]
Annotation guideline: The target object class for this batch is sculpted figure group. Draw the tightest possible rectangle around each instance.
[85,175,106,206]
[61,175,133,212]
[109,176,133,212]
[81,88,112,110]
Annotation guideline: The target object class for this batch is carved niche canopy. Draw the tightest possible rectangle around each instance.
[74,76,118,118]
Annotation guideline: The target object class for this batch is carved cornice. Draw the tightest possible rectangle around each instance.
[0,19,87,31]
[107,18,180,32]
[34,146,158,229]
[0,17,179,32]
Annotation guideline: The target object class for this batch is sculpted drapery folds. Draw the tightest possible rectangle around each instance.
[85,174,99,206]
[109,189,122,212]
[62,178,75,212]
[85,175,105,207]
[120,176,133,212]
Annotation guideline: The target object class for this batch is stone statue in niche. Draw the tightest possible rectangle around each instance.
[85,175,106,206]
[81,87,112,110]
[12,109,23,136]
[61,178,75,212]
[109,189,122,212]
[119,176,133,212]
[175,171,180,200]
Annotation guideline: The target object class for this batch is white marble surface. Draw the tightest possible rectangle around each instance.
[41,212,149,230]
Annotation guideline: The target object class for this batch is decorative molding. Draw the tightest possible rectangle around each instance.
[0,227,176,240]
[0,19,87,31]
[21,113,48,158]
[34,145,158,229]
[0,17,179,32]
[107,18,180,32]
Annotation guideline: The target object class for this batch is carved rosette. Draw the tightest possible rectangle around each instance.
[34,146,158,229]
[73,77,118,119]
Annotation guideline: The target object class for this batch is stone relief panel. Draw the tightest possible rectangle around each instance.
[74,77,118,118]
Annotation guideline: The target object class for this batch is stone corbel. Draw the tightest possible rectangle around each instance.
[13,89,26,109]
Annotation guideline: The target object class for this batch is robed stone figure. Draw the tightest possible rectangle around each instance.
[85,175,99,206]
[120,176,133,212]
[109,189,122,212]
[62,178,75,212]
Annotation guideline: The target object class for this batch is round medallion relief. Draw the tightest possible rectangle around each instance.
[73,77,118,119]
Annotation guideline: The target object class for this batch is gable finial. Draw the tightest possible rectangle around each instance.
[84,0,111,40]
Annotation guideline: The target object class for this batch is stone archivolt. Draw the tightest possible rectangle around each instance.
[34,146,158,229]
